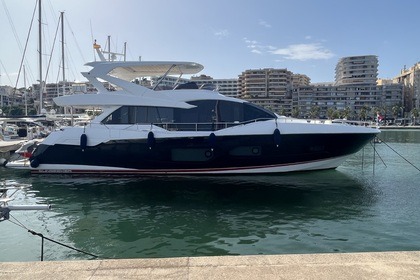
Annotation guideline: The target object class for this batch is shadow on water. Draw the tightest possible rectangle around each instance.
[10,169,380,259]
[28,170,378,214]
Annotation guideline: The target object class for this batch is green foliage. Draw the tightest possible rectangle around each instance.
[0,105,36,116]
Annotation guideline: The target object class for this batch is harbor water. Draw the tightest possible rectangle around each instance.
[1,130,419,262]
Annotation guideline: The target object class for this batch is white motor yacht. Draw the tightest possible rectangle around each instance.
[8,45,380,175]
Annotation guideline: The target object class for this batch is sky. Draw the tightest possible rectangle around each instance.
[1,0,420,88]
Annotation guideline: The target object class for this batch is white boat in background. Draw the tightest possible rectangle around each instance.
[0,116,52,166]
[7,44,380,175]
[3,139,41,169]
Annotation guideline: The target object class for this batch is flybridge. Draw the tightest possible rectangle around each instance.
[52,41,206,108]
[91,40,203,82]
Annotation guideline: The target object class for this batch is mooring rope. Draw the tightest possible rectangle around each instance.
[377,137,420,172]
[370,140,387,167]
[7,215,107,261]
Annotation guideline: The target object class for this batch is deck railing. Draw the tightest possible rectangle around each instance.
[153,118,274,131]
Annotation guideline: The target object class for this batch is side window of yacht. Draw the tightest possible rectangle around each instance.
[103,106,152,124]
[103,106,130,124]
[219,101,244,123]
[157,107,174,123]
[146,107,160,123]
[134,106,148,123]
[185,100,217,123]
[243,103,276,121]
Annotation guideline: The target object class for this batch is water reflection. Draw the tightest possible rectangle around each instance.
[2,130,419,261]
[379,129,420,143]
[24,170,379,259]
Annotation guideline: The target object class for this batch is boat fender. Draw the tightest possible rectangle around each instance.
[80,133,88,151]
[209,133,216,151]
[147,131,155,150]
[30,158,40,168]
[273,128,281,148]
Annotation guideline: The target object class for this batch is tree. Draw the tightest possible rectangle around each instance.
[326,108,335,119]
[359,105,369,121]
[392,105,401,120]
[291,107,300,118]
[279,107,286,116]
[309,105,320,119]
[411,108,419,125]
[341,106,351,120]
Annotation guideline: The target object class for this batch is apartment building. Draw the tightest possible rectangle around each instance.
[237,68,294,114]
[191,75,238,97]
[292,55,403,119]
[0,85,13,107]
[335,55,379,85]
[393,62,420,111]
[293,83,403,119]
[150,75,238,96]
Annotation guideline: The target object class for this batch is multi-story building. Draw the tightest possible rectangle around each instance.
[292,55,403,119]
[238,68,293,114]
[335,55,379,85]
[393,62,420,111]
[191,75,238,97]
[150,75,238,97]
[292,74,311,88]
[0,85,13,108]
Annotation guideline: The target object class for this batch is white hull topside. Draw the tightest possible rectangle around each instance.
[41,118,379,148]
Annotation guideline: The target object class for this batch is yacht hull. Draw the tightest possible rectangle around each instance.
[28,132,376,175]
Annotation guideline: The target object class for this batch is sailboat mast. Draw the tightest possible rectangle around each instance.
[24,65,27,115]
[38,0,43,114]
[61,11,65,86]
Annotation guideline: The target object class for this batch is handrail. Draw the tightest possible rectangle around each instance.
[152,118,274,131]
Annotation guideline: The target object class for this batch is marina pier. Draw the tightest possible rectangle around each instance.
[1,251,420,279]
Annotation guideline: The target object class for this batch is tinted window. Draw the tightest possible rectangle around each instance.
[102,101,275,126]
[243,103,276,121]
[103,106,175,124]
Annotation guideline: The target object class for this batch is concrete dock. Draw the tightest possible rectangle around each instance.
[1,251,419,279]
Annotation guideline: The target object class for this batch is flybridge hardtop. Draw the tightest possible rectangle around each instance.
[6,44,380,175]
[53,60,213,108]
[84,60,204,81]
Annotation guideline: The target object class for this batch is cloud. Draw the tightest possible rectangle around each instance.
[243,38,268,55]
[214,29,229,38]
[259,19,271,28]
[271,43,334,61]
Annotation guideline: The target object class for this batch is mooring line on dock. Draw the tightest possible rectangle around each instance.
[6,215,109,261]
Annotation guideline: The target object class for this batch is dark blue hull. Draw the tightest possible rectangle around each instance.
[30,132,376,174]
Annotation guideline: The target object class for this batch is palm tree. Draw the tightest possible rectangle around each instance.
[342,106,351,120]
[309,105,320,119]
[392,105,401,120]
[326,108,335,120]
[359,105,369,121]
[411,108,419,125]
[291,107,300,118]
